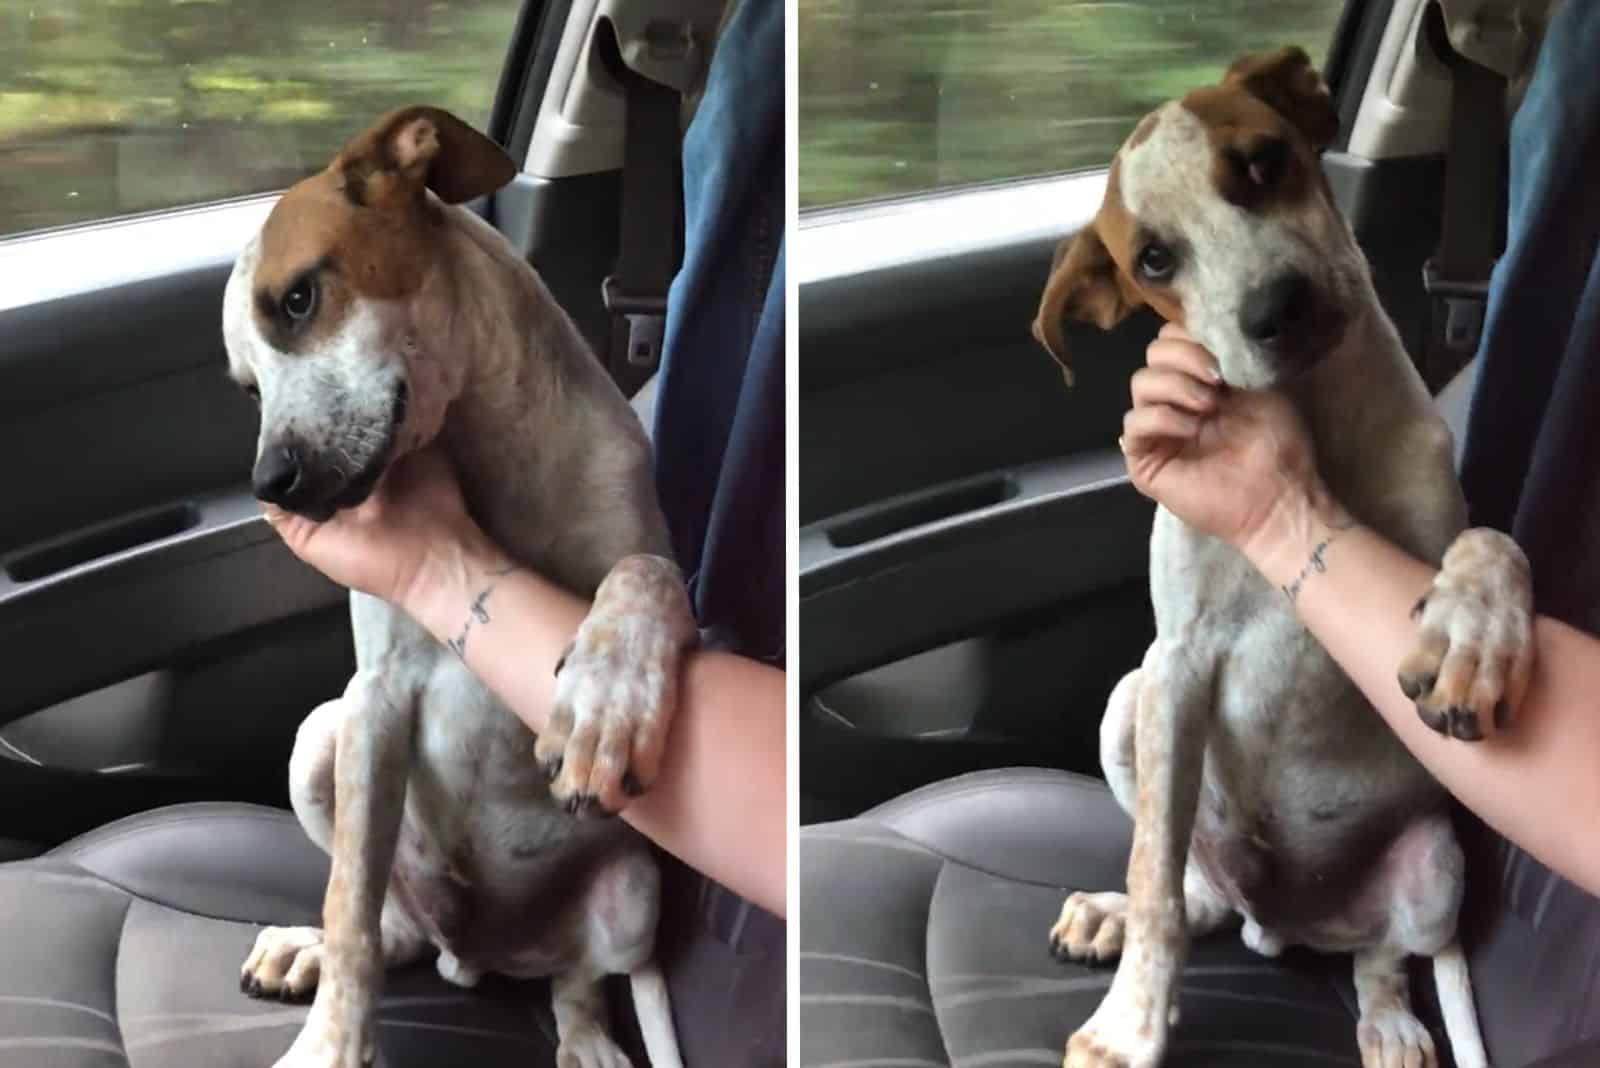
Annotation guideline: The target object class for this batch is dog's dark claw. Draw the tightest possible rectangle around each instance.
[1410,594,1430,620]
[564,793,584,816]
[1417,703,1449,734]
[554,641,574,677]
[1494,698,1510,729]
[1449,706,1483,741]
[239,973,251,994]
[1048,936,1068,962]
[622,771,643,797]
[1399,672,1437,701]
[541,756,563,783]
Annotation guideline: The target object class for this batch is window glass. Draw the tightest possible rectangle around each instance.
[800,1,1344,210]
[0,0,523,238]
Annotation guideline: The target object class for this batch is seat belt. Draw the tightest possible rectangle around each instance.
[1418,0,1509,393]
[594,18,686,397]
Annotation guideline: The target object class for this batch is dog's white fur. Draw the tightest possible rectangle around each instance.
[222,109,696,1068]
[1036,53,1534,1068]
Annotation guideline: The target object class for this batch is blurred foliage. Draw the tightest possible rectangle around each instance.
[799,0,1345,208]
[0,0,522,236]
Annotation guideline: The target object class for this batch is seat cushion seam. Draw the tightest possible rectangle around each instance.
[860,818,1119,892]
[924,860,958,1068]
[111,895,132,1066]
[866,769,1108,821]
[52,808,294,860]
[18,857,305,928]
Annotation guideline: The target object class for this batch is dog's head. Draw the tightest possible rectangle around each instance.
[222,106,516,519]
[1033,47,1362,390]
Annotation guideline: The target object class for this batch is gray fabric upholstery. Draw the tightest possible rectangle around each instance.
[0,803,621,1067]
[802,769,1403,1068]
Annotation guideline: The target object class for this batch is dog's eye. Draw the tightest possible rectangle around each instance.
[282,277,318,323]
[1245,138,1289,187]
[1136,242,1176,282]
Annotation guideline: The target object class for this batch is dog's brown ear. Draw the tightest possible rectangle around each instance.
[337,106,517,207]
[1032,226,1141,386]
[1222,46,1339,152]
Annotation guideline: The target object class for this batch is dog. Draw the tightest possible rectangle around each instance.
[1031,48,1535,1068]
[221,107,698,1068]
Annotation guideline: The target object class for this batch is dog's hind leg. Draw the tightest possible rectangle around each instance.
[242,696,426,1003]
[1321,812,1480,1068]
[1355,949,1438,1068]
[548,843,681,1068]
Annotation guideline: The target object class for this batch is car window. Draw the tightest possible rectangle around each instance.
[799,1,1345,210]
[0,0,523,239]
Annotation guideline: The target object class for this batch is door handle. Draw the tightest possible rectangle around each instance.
[3,502,202,583]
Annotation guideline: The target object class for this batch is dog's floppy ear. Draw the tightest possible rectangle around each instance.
[1222,46,1339,152]
[1032,225,1141,386]
[337,106,517,207]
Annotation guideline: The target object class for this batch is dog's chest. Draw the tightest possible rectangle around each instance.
[1149,511,1441,915]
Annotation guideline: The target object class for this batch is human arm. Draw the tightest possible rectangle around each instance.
[264,449,787,917]
[1122,323,1600,895]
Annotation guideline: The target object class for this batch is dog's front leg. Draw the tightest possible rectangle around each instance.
[1399,528,1534,742]
[275,672,416,1068]
[537,554,698,814]
[1066,649,1212,1068]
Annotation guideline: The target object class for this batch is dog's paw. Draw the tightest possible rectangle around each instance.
[1357,1005,1438,1068]
[1049,892,1127,964]
[270,998,373,1068]
[1398,529,1533,742]
[556,1024,634,1068]
[242,926,324,1003]
[1064,993,1167,1068]
[538,555,696,816]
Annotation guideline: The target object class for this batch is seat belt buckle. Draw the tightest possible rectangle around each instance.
[1422,259,1491,353]
[602,276,667,368]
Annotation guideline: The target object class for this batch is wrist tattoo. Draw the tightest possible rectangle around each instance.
[445,563,518,658]
[1281,517,1356,604]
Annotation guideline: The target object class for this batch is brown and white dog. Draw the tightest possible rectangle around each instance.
[221,108,697,1068]
[1032,49,1534,1068]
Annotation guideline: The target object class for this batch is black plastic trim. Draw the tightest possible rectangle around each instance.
[1331,0,1398,154]
[489,0,574,174]
[800,453,1152,694]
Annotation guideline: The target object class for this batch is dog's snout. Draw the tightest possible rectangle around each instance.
[1240,272,1313,344]
[252,444,304,506]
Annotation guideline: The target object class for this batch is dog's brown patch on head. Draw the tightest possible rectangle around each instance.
[1127,111,1161,150]
[250,107,516,355]
[1179,47,1339,212]
[1032,157,1186,380]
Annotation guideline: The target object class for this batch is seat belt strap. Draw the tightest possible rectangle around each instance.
[1419,0,1508,392]
[594,18,684,396]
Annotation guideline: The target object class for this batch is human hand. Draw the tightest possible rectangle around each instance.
[1121,323,1333,556]
[262,446,503,610]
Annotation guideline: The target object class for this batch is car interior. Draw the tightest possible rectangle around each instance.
[0,1,758,1065]
[800,0,1598,1065]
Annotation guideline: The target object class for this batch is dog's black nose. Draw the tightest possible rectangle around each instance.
[252,444,304,506]
[1240,273,1313,344]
